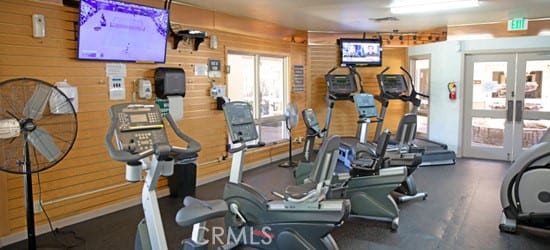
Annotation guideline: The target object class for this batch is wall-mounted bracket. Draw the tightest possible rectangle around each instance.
[173,30,207,50]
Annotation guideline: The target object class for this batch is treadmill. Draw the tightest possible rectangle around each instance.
[374,66,456,166]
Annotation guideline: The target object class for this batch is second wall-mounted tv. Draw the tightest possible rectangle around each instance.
[339,38,382,67]
[77,0,169,63]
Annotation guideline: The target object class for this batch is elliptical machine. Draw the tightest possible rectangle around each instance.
[499,128,550,233]
[105,103,203,249]
[217,101,350,249]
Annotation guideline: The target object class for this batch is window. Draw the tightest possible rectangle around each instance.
[227,51,289,144]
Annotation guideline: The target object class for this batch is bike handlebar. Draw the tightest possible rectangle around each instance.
[105,112,201,163]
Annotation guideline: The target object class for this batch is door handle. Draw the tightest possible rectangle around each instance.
[506,100,514,122]
[515,100,523,122]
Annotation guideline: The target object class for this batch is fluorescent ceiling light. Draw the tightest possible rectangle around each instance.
[390,0,479,14]
[447,33,493,40]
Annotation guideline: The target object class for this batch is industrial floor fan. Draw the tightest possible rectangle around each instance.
[279,103,299,168]
[0,78,78,250]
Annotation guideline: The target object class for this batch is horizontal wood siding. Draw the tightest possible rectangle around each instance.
[308,44,409,142]
[0,0,306,236]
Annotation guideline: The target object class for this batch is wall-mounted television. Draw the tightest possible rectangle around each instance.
[339,38,382,67]
[77,0,169,63]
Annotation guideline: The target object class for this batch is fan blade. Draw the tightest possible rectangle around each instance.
[285,103,299,128]
[23,84,52,120]
[289,116,299,128]
[0,119,21,139]
[28,127,61,163]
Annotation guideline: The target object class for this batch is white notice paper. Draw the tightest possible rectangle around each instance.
[106,63,127,77]
[167,96,184,121]
[194,64,208,76]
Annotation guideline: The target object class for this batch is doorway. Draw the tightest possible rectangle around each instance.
[463,52,550,161]
[410,57,431,137]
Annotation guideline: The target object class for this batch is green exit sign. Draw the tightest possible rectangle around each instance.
[508,18,528,31]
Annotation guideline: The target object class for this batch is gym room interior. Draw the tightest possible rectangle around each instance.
[1,0,549,249]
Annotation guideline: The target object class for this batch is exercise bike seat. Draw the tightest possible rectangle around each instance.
[175,196,228,227]
[284,182,318,199]
[276,135,342,202]
[350,158,378,176]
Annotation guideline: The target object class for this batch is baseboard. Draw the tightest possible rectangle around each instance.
[0,190,164,247]
[196,148,300,185]
[0,149,299,247]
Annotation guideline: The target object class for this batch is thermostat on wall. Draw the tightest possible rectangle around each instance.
[32,14,45,38]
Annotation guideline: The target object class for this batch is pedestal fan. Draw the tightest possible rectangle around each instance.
[279,103,299,168]
[0,78,78,249]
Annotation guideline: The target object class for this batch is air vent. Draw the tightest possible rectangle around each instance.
[369,17,399,22]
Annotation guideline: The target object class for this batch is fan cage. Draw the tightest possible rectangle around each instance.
[0,78,78,174]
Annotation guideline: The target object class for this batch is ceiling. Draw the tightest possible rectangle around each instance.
[172,0,550,33]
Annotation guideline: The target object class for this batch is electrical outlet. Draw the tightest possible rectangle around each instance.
[293,137,305,143]
[33,200,43,214]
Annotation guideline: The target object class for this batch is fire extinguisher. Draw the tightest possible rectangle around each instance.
[448,81,457,100]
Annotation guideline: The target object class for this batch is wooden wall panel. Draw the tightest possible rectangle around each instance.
[0,0,306,238]
[0,172,8,235]
[308,44,409,142]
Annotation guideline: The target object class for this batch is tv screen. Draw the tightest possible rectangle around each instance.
[78,0,169,63]
[339,38,382,67]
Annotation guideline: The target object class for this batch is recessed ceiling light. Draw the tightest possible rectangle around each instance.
[390,0,479,14]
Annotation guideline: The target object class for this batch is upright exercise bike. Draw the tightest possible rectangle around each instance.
[177,101,350,249]
[105,103,202,249]
[499,128,550,234]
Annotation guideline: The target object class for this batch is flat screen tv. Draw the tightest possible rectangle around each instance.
[339,38,382,67]
[77,0,169,63]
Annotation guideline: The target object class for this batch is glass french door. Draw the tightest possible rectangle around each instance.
[463,52,550,161]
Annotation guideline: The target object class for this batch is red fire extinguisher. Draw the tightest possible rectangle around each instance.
[448,81,457,100]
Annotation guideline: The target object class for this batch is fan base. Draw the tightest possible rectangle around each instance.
[279,161,297,168]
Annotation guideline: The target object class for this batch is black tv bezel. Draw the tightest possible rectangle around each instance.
[339,38,382,67]
[76,0,169,64]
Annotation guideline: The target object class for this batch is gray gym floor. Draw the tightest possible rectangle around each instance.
[3,158,550,249]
